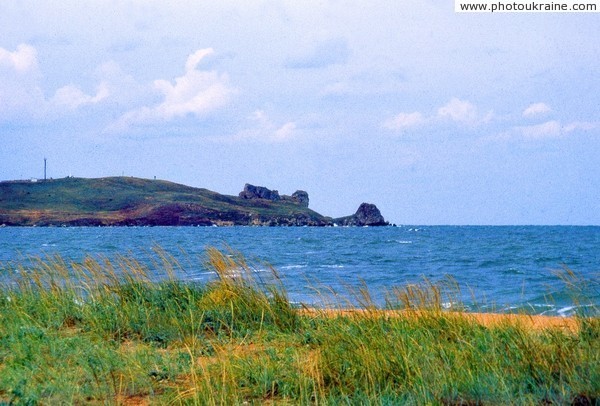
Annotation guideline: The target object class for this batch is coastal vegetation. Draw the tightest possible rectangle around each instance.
[0,247,597,404]
[0,177,387,227]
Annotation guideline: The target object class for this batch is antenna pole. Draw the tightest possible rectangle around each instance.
[44,158,47,181]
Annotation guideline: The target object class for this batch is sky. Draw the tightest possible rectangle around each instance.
[1,1,599,225]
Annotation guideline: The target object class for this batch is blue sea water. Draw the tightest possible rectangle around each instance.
[0,226,598,316]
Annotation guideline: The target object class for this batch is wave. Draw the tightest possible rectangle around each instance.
[484,302,598,317]
[280,264,308,270]
[501,267,524,275]
[3,226,599,313]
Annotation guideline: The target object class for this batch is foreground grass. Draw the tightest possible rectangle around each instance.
[0,248,598,405]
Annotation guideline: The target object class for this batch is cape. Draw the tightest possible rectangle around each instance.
[0,177,388,227]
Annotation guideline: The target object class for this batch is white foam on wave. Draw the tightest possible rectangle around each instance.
[186,266,272,281]
[188,276,209,281]
[557,306,577,317]
[280,265,308,270]
[190,271,217,277]
[386,239,412,244]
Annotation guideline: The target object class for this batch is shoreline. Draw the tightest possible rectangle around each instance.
[300,308,581,332]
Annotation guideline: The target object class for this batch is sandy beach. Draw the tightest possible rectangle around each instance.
[300,308,580,332]
[464,312,578,331]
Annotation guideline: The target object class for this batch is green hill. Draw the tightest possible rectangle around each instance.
[0,177,334,226]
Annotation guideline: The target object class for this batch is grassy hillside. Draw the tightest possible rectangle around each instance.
[0,177,332,226]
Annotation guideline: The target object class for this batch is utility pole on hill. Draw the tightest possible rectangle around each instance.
[44,158,47,181]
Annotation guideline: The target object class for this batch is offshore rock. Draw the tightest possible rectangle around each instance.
[354,203,388,226]
[334,203,389,227]
[239,184,280,201]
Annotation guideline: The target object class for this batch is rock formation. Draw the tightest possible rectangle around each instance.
[239,184,281,201]
[333,203,388,227]
[291,190,309,207]
[239,184,310,208]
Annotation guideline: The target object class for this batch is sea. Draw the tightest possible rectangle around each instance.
[1,226,598,316]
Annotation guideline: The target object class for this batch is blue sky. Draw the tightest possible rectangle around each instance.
[1,1,599,225]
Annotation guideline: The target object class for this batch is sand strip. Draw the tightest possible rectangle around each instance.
[299,308,580,332]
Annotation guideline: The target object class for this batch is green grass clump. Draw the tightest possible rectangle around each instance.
[0,247,598,404]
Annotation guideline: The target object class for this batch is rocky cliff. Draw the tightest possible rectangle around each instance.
[239,184,309,208]
[239,184,281,201]
[333,203,389,227]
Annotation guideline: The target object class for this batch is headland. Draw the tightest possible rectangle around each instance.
[0,176,388,227]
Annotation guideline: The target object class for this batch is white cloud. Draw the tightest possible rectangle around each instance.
[437,98,478,124]
[0,44,45,120]
[184,48,214,73]
[93,61,147,105]
[51,82,109,110]
[563,121,598,133]
[485,119,598,143]
[274,122,297,140]
[112,48,235,130]
[153,48,234,120]
[382,112,424,131]
[383,98,495,133]
[250,110,270,127]
[523,102,551,118]
[519,120,562,139]
[0,44,38,73]
[233,110,298,142]
[1,44,114,121]
[521,119,599,139]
